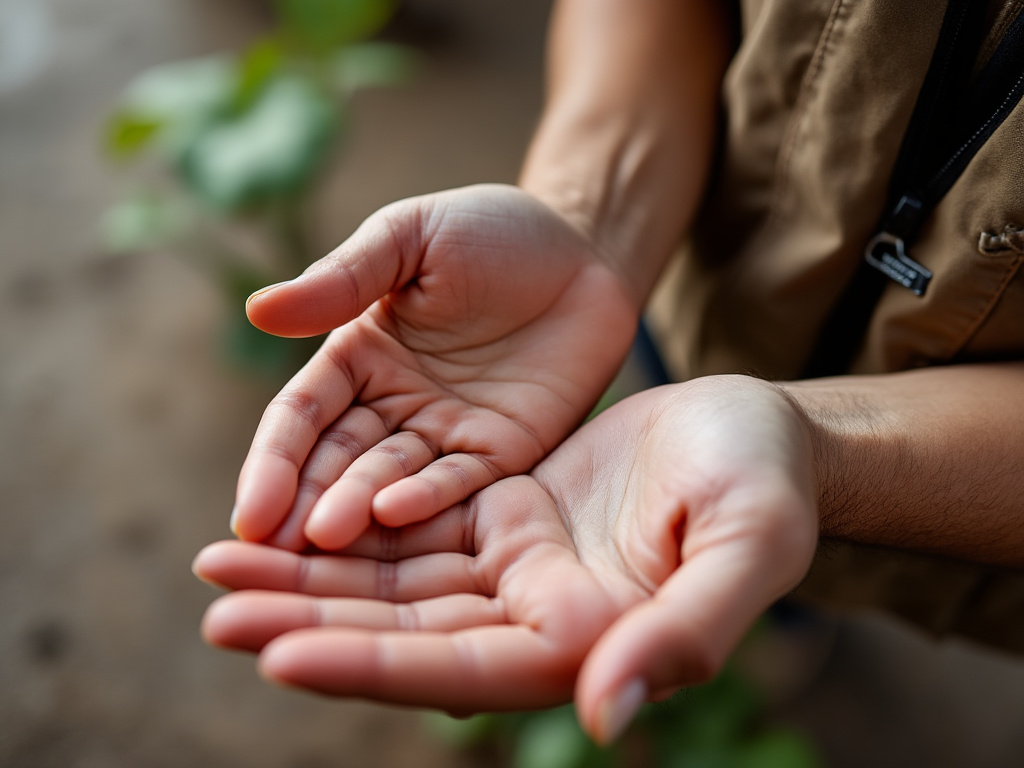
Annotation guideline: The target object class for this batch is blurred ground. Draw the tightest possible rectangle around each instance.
[1,1,1024,767]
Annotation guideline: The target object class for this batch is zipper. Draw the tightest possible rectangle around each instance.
[803,0,1024,377]
[864,195,931,296]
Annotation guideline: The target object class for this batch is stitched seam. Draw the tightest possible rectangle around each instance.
[976,1,1024,73]
[946,252,1024,359]
[769,0,846,222]
[930,72,1024,184]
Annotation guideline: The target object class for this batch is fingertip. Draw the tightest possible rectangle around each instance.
[256,654,294,689]
[200,594,248,648]
[257,629,352,690]
[304,506,368,552]
[587,678,647,746]
[191,543,231,589]
[576,578,738,738]
[257,638,316,693]
[192,542,216,571]
[263,628,381,684]
[371,478,436,527]
[244,279,303,335]
[245,277,336,338]
[190,539,304,595]
[235,462,300,542]
[244,259,369,337]
[245,280,294,309]
[231,511,267,543]
[257,634,297,679]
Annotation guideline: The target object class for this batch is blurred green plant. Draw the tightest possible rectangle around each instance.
[423,656,822,768]
[101,0,417,375]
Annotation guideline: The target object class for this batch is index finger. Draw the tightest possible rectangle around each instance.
[233,339,363,542]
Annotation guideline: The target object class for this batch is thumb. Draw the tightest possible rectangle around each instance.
[575,513,815,744]
[246,198,429,338]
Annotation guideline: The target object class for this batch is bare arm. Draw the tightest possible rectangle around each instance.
[198,365,1024,741]
[229,0,733,549]
[198,0,1024,738]
[526,2,1024,569]
[784,362,1024,568]
[520,0,732,306]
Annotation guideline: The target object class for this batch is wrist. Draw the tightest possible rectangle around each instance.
[775,377,908,544]
[781,365,1024,567]
[519,114,692,309]
[518,115,643,295]
[517,0,731,308]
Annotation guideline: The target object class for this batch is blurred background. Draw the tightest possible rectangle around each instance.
[2,1,1024,766]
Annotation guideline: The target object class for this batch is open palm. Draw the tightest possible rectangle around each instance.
[197,376,819,741]
[233,184,637,551]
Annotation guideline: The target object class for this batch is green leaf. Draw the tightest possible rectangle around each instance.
[119,56,236,122]
[659,747,735,768]
[644,670,760,754]
[178,75,339,210]
[332,42,418,94]
[99,193,190,253]
[110,56,239,164]
[734,731,821,768]
[420,713,498,749]
[274,0,398,54]
[236,39,285,108]
[512,708,604,768]
[104,112,163,158]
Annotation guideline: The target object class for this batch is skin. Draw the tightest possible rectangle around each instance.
[234,185,637,552]
[198,0,1024,744]
[197,362,1024,742]
[230,0,730,552]
[787,364,1024,568]
[196,377,819,743]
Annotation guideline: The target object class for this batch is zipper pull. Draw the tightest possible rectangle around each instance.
[864,194,933,296]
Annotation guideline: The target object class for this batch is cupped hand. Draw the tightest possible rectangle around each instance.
[233,184,637,551]
[196,375,819,742]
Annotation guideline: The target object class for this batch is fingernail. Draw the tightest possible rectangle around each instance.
[596,678,646,745]
[246,280,293,305]
[229,505,239,536]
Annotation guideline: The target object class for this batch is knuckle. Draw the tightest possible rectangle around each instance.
[395,603,421,632]
[296,475,329,498]
[375,560,399,601]
[375,443,415,474]
[435,459,473,497]
[317,428,365,464]
[268,390,325,437]
[378,525,401,563]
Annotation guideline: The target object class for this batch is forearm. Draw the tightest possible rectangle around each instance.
[519,0,731,307]
[781,363,1024,568]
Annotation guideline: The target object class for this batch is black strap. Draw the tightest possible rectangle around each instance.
[886,0,986,226]
[802,1,1024,379]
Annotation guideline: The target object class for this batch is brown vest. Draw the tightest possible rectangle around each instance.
[649,0,1024,652]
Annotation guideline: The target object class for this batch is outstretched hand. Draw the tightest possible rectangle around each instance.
[232,184,637,551]
[196,376,819,742]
